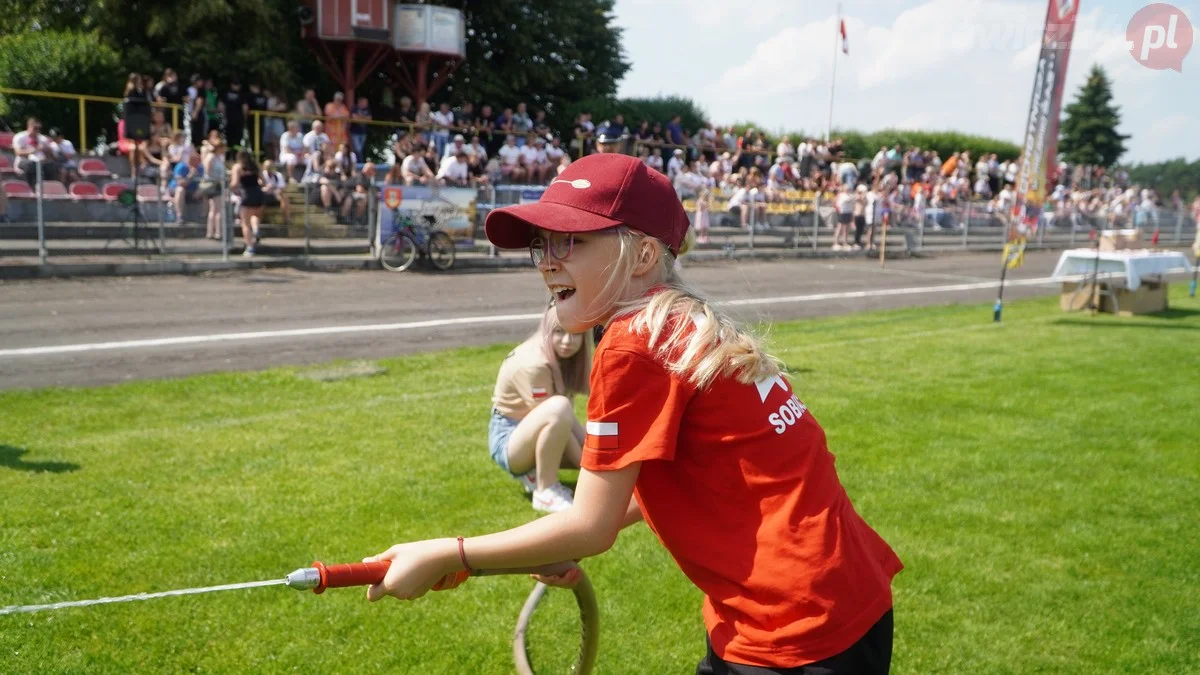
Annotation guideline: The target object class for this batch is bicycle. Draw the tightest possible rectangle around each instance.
[379,207,456,272]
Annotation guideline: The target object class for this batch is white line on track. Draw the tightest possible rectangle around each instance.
[827,263,993,283]
[0,274,1075,358]
[722,275,1062,307]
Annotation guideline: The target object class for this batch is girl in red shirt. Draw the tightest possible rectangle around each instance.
[365,153,902,674]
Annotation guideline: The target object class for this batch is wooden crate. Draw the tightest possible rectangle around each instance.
[1098,229,1143,252]
[1060,280,1167,316]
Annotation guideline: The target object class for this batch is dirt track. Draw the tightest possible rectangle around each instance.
[0,251,1091,390]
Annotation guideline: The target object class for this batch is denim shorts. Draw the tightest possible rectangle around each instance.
[488,409,520,474]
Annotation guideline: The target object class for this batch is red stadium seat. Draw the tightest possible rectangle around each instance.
[136,183,162,202]
[40,180,69,200]
[0,155,17,175]
[0,132,13,150]
[2,179,35,199]
[69,181,104,200]
[78,158,112,180]
[102,182,129,201]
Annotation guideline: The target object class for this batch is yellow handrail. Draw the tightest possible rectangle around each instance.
[0,86,184,154]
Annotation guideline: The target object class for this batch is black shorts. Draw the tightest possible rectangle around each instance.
[240,189,265,208]
[225,120,244,147]
[838,212,854,225]
[696,609,893,675]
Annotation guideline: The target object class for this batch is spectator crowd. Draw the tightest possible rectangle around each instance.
[3,68,1197,239]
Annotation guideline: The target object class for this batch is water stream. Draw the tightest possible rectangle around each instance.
[0,578,286,616]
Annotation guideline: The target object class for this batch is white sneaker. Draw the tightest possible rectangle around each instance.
[516,472,537,494]
[532,484,574,513]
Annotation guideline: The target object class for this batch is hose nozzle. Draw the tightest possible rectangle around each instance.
[284,567,323,591]
[284,561,390,594]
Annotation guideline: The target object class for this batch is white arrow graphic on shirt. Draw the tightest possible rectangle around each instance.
[755,374,789,403]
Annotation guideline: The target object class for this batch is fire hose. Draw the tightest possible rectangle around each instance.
[1,559,599,675]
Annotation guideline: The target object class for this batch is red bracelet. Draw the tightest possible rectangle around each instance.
[457,536,475,574]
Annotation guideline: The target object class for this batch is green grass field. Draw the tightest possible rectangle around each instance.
[2,290,1199,674]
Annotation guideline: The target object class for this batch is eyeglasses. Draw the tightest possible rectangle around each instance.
[529,232,574,266]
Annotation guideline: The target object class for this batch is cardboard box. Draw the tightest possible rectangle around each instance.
[1099,229,1143,252]
[1060,280,1168,315]
[1107,281,1168,316]
[1060,281,1099,312]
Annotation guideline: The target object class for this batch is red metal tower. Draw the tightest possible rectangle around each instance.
[299,1,466,107]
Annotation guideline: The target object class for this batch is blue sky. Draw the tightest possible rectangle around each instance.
[612,0,1199,164]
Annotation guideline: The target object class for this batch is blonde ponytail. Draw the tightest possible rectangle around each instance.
[606,229,783,390]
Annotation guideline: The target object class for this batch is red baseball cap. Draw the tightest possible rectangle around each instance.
[484,153,690,255]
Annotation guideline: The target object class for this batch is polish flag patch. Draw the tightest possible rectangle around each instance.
[532,387,548,400]
[585,421,619,450]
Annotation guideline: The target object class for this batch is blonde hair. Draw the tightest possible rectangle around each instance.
[596,228,782,390]
[533,305,592,397]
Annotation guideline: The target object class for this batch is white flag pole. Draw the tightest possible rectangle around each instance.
[825,2,842,143]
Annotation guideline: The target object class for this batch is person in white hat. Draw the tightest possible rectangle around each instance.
[443,133,467,160]
[533,137,554,184]
[667,147,685,181]
[853,184,868,249]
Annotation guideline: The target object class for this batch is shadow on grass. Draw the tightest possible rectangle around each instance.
[0,445,80,474]
[1149,307,1200,319]
[1053,317,1200,331]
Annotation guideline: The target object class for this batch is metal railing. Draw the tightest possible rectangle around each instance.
[4,177,1196,263]
[3,111,1195,264]
[0,86,185,155]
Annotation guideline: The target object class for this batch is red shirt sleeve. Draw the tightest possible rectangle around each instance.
[581,348,693,471]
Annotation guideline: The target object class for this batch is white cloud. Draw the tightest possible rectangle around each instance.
[711,23,833,96]
[858,0,1031,88]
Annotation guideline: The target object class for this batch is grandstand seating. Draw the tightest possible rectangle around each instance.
[0,132,12,150]
[0,155,16,175]
[102,182,128,201]
[135,184,162,202]
[68,181,104,200]
[3,179,35,199]
[40,180,70,199]
[78,158,112,180]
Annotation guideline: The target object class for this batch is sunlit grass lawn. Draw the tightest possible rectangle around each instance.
[1,289,1198,674]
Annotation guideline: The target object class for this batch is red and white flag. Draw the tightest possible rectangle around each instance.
[840,19,849,55]
[531,386,548,400]
[585,421,619,450]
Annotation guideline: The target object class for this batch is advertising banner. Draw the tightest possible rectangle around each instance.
[376,185,477,241]
[1013,0,1080,233]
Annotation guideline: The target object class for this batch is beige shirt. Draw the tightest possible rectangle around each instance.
[492,341,557,419]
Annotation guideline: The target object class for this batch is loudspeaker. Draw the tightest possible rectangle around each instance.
[123,97,152,142]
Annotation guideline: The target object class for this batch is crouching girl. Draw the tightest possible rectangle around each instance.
[489,305,592,513]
